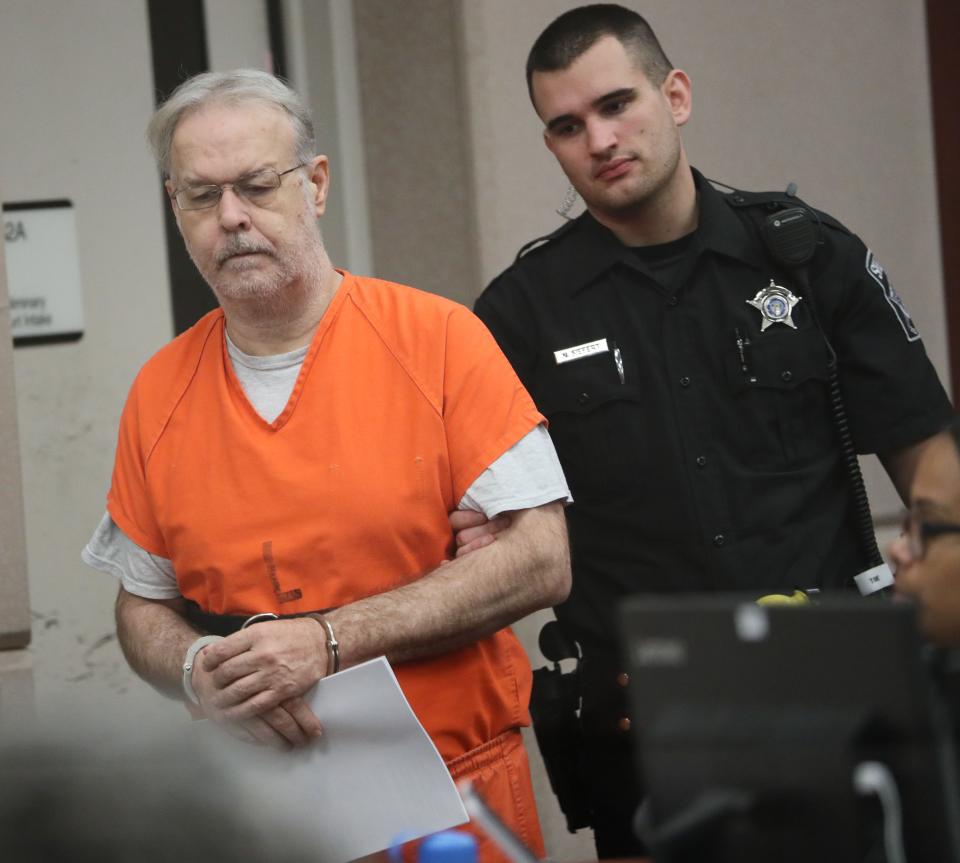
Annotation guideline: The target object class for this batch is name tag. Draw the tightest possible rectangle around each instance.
[554,338,609,365]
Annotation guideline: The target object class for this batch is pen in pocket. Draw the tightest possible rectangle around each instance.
[734,327,757,383]
[612,342,624,384]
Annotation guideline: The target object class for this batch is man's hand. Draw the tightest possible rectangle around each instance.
[450,509,512,557]
[114,588,324,749]
[213,696,322,751]
[194,618,327,742]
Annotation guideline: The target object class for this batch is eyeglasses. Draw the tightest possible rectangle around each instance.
[901,510,960,560]
[170,163,308,211]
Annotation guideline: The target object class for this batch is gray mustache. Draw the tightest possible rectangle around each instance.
[217,240,274,264]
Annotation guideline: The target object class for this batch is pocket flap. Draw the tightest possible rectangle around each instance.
[534,353,643,416]
[726,326,830,393]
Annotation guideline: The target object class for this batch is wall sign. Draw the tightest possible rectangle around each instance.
[3,200,84,347]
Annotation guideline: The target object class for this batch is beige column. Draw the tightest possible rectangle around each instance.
[0,203,30,650]
[0,193,34,720]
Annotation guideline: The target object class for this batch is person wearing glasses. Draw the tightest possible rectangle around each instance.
[890,417,960,648]
[80,69,572,860]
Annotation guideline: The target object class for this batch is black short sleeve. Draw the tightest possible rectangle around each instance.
[823,229,953,454]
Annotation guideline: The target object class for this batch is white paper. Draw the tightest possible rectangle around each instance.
[214,656,468,863]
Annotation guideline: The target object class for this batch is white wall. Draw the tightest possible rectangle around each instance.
[204,0,272,70]
[0,0,178,727]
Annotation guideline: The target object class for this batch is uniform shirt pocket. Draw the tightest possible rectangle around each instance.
[532,353,644,499]
[724,326,834,469]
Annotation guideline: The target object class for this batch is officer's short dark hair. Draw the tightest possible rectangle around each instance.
[526,4,673,103]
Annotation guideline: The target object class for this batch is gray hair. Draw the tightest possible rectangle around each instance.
[147,69,316,178]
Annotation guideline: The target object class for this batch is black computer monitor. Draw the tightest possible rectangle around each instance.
[619,595,960,863]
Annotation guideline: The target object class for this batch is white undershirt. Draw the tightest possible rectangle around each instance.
[225,333,307,423]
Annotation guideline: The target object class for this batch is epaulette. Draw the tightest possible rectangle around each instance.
[717,181,850,235]
[514,216,581,263]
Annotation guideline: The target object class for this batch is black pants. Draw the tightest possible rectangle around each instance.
[577,653,647,859]
[579,731,646,858]
[531,636,646,857]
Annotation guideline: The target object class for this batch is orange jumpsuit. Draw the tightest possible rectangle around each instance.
[108,272,547,859]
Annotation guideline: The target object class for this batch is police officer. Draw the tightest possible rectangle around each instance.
[469,4,954,858]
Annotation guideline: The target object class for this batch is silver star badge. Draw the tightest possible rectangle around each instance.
[747,280,801,331]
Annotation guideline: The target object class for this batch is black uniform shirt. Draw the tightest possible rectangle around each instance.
[476,168,953,649]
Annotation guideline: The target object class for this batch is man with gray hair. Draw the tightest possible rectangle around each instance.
[82,69,571,860]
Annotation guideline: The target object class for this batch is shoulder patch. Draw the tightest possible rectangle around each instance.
[866,249,920,342]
